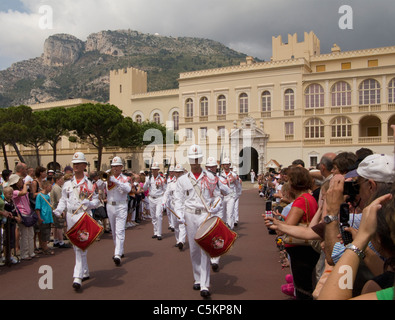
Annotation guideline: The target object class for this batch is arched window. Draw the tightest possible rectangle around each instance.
[305,118,324,139]
[284,89,294,110]
[359,79,380,105]
[261,91,271,112]
[305,84,324,108]
[331,116,351,137]
[217,95,226,115]
[153,113,160,124]
[332,81,351,106]
[172,111,179,131]
[185,98,193,117]
[389,78,395,103]
[200,97,208,116]
[135,114,142,124]
[239,93,248,113]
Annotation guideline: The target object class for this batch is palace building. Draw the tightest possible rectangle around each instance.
[3,31,395,176]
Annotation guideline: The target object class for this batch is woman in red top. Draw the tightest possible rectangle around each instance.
[283,166,320,300]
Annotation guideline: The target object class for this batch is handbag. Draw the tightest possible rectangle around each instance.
[15,205,38,227]
[282,195,321,252]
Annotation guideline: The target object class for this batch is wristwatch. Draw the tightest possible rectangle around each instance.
[345,243,366,260]
[324,215,338,224]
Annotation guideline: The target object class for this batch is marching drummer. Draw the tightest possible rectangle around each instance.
[54,152,100,291]
[174,145,222,298]
[143,162,166,240]
[162,164,186,250]
[105,156,132,266]
[205,157,230,272]
[220,158,242,230]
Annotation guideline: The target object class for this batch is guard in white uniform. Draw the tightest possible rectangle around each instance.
[105,156,132,266]
[54,152,100,290]
[174,145,222,298]
[166,166,176,231]
[232,168,242,226]
[143,162,166,240]
[162,164,186,250]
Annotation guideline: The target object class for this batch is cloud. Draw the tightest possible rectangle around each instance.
[0,0,394,70]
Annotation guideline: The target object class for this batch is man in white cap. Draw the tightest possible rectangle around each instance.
[105,156,132,266]
[162,163,186,249]
[54,152,100,290]
[143,161,166,240]
[325,153,395,268]
[220,157,242,230]
[174,145,222,298]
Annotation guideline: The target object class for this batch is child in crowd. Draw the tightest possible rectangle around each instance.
[3,186,21,264]
[35,180,54,255]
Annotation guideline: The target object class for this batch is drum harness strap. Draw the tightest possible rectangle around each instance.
[188,174,214,225]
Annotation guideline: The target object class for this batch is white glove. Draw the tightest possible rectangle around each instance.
[54,209,62,217]
[177,216,186,224]
[209,197,222,214]
[109,176,119,185]
[81,199,91,208]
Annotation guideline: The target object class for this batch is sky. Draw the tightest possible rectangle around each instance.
[0,0,394,70]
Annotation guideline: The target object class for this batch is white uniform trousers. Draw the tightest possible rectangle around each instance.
[106,202,128,256]
[185,210,211,291]
[67,211,90,279]
[234,197,240,224]
[223,194,236,229]
[149,196,163,237]
[174,217,187,245]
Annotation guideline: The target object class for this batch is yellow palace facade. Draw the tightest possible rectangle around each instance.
[3,31,395,176]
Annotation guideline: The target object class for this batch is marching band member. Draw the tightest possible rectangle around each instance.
[166,166,176,232]
[174,145,222,298]
[106,156,132,266]
[205,156,230,272]
[143,162,166,240]
[220,158,242,230]
[162,164,186,250]
[232,168,242,227]
[54,152,100,291]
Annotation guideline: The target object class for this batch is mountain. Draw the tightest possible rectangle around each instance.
[0,30,251,107]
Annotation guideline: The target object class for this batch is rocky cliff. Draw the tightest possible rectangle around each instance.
[0,30,249,107]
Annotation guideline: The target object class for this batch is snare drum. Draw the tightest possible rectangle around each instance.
[194,216,237,258]
[66,212,104,251]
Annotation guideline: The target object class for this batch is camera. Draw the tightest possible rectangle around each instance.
[339,203,353,245]
[265,201,273,224]
[343,181,359,202]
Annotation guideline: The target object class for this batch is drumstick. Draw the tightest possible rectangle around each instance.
[72,193,94,216]
[166,206,187,226]
[39,193,55,210]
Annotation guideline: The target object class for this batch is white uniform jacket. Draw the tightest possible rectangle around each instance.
[143,174,167,198]
[174,170,222,220]
[106,173,132,203]
[219,170,242,198]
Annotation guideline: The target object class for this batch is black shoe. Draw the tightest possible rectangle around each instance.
[193,284,201,291]
[200,290,211,298]
[72,278,82,291]
[113,255,121,266]
[152,235,158,239]
[178,242,184,251]
[211,263,219,272]
[157,236,162,240]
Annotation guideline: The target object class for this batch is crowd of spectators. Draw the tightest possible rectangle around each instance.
[0,164,152,267]
[263,148,395,300]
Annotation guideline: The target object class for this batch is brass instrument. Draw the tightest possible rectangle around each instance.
[99,170,113,181]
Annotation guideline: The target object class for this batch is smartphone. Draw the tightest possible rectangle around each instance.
[265,201,273,223]
[339,203,353,245]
